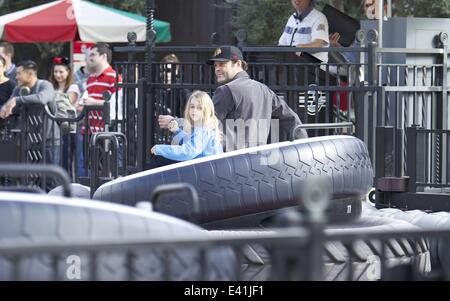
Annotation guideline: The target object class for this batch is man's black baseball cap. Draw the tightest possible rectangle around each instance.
[207,46,244,64]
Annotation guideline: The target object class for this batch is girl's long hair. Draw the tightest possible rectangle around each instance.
[0,55,7,77]
[183,90,222,144]
[49,63,73,93]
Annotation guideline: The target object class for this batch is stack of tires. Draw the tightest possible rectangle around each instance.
[93,136,373,225]
[10,135,430,280]
[91,136,431,280]
[0,192,235,280]
[362,201,450,277]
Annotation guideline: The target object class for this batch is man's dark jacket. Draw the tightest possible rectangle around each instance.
[213,71,308,151]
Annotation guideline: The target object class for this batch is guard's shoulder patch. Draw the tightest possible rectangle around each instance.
[317,23,326,32]
[284,26,294,34]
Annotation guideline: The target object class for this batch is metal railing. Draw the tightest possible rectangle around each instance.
[0,212,448,281]
[1,26,450,212]
[0,99,127,191]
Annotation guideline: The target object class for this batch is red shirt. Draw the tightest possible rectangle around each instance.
[81,66,122,134]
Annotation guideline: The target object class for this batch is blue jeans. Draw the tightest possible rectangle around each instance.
[62,133,77,173]
[44,144,61,191]
[46,144,60,166]
[77,133,88,177]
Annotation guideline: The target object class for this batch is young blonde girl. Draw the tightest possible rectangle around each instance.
[149,91,223,168]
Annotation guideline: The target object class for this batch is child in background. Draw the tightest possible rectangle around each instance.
[149,90,223,169]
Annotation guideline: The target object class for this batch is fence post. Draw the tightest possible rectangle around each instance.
[125,32,138,174]
[145,0,156,83]
[235,29,247,48]
[375,126,394,208]
[137,78,147,171]
[376,126,395,179]
[367,29,378,86]
[406,126,419,193]
[438,32,448,130]
[142,0,156,172]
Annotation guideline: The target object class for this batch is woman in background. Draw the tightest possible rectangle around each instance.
[49,56,80,173]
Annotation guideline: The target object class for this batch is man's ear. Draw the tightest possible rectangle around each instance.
[233,60,243,69]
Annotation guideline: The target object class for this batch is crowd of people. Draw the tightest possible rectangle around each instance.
[0,0,359,178]
[0,41,120,180]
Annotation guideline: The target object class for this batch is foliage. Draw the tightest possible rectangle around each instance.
[229,0,291,45]
[89,0,146,14]
[394,0,450,18]
[229,0,367,45]
[230,0,450,45]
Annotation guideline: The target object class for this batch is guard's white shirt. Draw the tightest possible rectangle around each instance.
[278,8,329,63]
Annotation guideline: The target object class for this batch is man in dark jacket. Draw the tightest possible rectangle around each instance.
[0,60,58,164]
[159,45,307,152]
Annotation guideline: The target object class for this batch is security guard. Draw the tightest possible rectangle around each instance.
[278,0,329,62]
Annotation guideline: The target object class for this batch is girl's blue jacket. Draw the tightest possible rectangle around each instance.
[155,126,223,161]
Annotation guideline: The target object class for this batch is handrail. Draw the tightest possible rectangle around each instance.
[0,164,72,197]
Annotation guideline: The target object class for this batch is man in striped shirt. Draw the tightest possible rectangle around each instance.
[77,42,121,176]
[80,42,120,133]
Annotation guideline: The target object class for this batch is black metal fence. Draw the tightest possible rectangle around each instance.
[112,40,376,171]
[0,162,446,281]
[0,100,126,193]
[1,214,448,281]
[371,38,450,211]
[1,27,450,212]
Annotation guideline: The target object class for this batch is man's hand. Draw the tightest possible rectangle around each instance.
[150,145,156,155]
[76,104,84,114]
[167,119,179,133]
[330,32,342,47]
[0,97,17,119]
[82,97,102,106]
[158,115,175,129]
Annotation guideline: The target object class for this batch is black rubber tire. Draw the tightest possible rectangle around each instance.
[93,136,373,225]
[324,216,430,280]
[208,215,431,281]
[362,202,450,273]
[202,196,363,230]
[0,192,235,281]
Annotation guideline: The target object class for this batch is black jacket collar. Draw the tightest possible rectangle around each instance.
[293,4,314,22]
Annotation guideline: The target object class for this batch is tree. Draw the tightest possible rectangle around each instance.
[394,0,450,18]
[90,0,146,14]
[230,0,365,45]
[230,0,450,45]
[230,0,291,45]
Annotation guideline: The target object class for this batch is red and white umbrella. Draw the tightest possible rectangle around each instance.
[0,0,171,43]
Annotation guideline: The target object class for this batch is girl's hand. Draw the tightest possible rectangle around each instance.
[168,119,179,133]
[150,146,156,155]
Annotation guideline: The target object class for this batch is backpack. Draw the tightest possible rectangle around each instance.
[54,91,77,134]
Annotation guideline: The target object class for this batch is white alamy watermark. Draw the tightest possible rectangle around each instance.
[223,118,282,166]
[66,0,75,20]
[66,254,81,280]
[365,255,381,280]
[173,118,283,166]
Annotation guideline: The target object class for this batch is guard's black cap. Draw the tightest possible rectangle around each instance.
[207,46,243,65]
